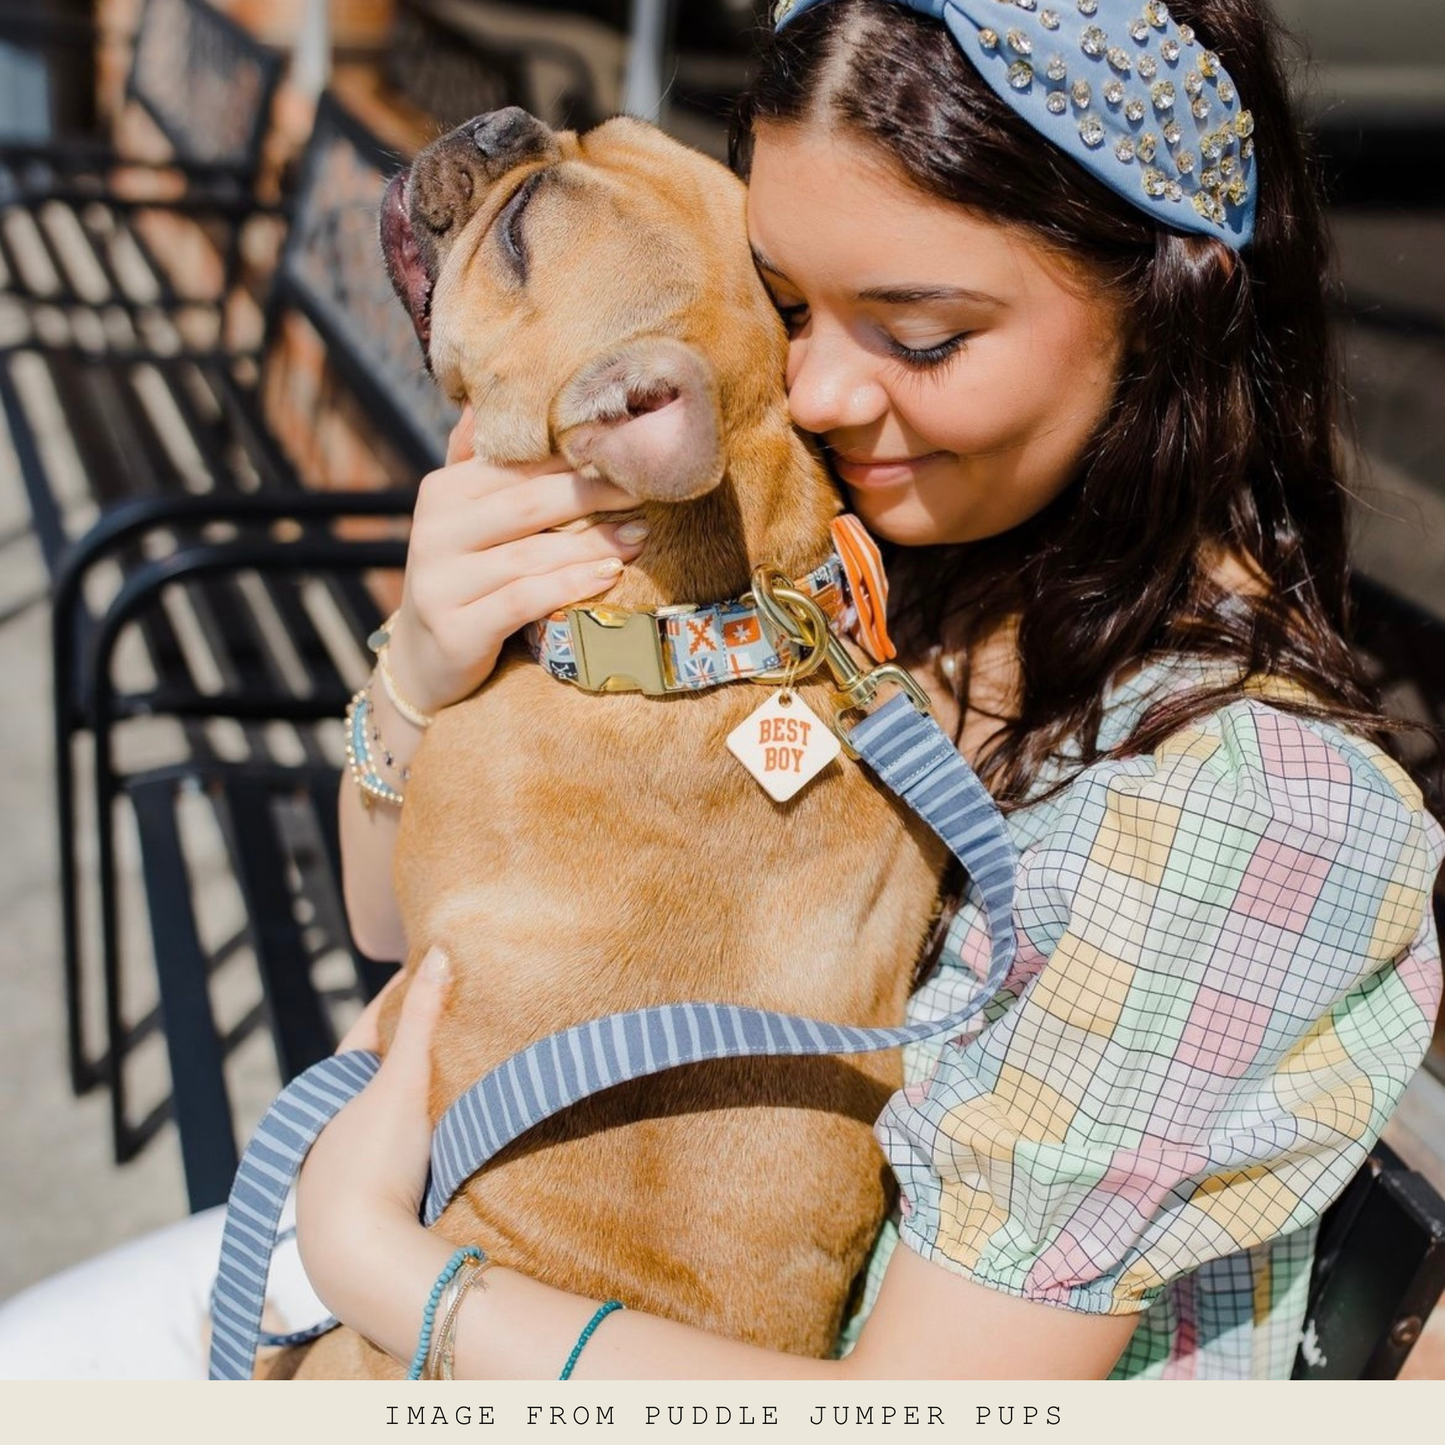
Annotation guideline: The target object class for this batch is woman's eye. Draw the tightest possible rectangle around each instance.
[773,301,809,333]
[886,332,971,370]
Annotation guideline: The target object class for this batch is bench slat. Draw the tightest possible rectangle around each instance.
[130,776,240,1212]
[0,362,69,573]
[222,773,339,1084]
[1296,1143,1445,1378]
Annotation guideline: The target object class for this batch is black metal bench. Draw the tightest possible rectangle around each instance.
[387,0,616,133]
[0,0,283,321]
[1295,1140,1445,1378]
[4,93,456,1206]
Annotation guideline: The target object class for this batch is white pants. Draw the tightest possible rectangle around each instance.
[0,1203,326,1380]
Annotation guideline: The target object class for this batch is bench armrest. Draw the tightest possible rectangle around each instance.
[0,151,272,222]
[0,142,252,183]
[83,531,411,731]
[55,489,417,598]
[53,490,416,720]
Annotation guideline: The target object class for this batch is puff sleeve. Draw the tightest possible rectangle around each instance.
[876,699,1445,1315]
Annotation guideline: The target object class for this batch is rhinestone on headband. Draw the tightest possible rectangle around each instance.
[774,0,1259,247]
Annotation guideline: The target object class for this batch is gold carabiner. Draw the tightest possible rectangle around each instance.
[830,662,934,757]
[746,565,831,686]
[746,561,933,756]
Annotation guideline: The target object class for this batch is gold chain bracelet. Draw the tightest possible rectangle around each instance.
[368,611,436,730]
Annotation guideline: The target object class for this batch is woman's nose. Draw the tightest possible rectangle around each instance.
[785,332,888,436]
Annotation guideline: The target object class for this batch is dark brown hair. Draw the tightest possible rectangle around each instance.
[730,0,1420,984]
[731,0,1395,811]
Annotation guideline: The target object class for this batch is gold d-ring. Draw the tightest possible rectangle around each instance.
[745,566,830,685]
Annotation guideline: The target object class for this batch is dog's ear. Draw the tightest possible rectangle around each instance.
[552,338,723,502]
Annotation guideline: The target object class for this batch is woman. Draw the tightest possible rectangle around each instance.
[300,0,1443,1381]
[1,0,1440,1381]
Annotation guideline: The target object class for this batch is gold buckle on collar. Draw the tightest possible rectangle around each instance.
[566,605,670,694]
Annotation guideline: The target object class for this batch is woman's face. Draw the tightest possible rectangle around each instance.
[746,123,1130,546]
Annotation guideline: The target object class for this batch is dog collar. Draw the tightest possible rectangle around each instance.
[526,515,894,695]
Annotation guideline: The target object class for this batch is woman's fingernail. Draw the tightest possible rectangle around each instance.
[422,947,450,983]
[595,556,625,578]
[616,520,650,546]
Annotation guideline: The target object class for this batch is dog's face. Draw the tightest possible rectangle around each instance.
[381,108,792,501]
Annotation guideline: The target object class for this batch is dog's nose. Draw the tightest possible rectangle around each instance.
[411,109,560,238]
[466,107,552,165]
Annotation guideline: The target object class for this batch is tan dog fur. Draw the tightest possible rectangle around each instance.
[284,114,946,1378]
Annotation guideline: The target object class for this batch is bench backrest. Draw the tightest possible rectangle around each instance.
[387,0,617,133]
[125,0,283,175]
[264,93,457,480]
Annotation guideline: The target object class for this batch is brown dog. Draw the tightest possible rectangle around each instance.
[283,109,947,1378]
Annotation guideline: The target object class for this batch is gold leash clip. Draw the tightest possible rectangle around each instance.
[747,564,932,757]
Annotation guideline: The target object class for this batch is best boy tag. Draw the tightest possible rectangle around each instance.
[727,690,842,802]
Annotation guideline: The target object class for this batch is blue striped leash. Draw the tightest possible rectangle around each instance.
[208,691,1017,1379]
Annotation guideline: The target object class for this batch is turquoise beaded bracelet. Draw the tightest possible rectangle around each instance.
[408,1247,487,1381]
[345,688,406,808]
[559,1300,625,1381]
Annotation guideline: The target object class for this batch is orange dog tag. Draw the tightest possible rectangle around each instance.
[727,691,842,802]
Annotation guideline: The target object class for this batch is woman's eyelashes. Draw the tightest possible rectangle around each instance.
[774,299,809,333]
[770,297,971,371]
[886,331,972,370]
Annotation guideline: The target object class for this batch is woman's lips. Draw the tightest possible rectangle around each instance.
[829,452,947,490]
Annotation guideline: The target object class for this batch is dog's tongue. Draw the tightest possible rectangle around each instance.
[380,171,433,352]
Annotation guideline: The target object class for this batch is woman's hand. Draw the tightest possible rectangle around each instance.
[294,950,460,1363]
[300,952,446,1244]
[384,409,649,717]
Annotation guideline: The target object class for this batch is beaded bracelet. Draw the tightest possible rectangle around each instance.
[423,1254,492,1380]
[345,687,406,808]
[408,1247,487,1381]
[559,1300,625,1381]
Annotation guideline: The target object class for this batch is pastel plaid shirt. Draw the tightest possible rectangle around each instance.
[845,655,1445,1378]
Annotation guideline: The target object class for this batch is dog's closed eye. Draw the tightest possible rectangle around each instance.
[498,171,546,281]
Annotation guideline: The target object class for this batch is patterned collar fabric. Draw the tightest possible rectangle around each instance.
[773,0,1258,249]
[525,554,853,693]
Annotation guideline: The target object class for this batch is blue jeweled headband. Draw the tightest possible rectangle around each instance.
[773,0,1257,249]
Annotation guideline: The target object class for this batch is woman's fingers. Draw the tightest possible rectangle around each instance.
[418,521,646,609]
[402,544,637,700]
[297,949,451,1254]
[422,456,637,518]
[382,948,450,1093]
[413,493,642,571]
[444,407,476,466]
[458,555,640,641]
[388,450,648,714]
[335,967,406,1054]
